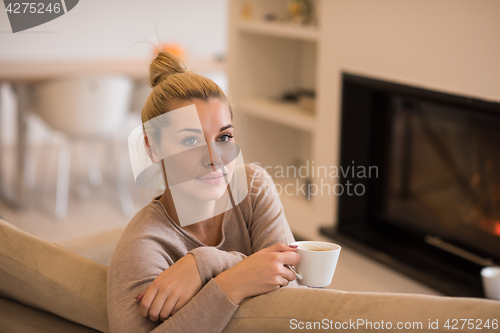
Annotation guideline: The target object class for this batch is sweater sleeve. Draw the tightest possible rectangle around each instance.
[107,226,239,333]
[247,164,296,251]
[150,279,238,333]
[189,247,247,285]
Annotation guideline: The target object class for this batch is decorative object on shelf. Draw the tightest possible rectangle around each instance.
[287,0,314,25]
[298,90,315,114]
[293,158,314,200]
[305,177,313,200]
[263,12,278,22]
[282,90,300,102]
[281,89,316,114]
[153,43,186,60]
[241,2,252,20]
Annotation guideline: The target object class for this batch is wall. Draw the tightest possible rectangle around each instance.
[0,0,228,60]
[312,0,500,235]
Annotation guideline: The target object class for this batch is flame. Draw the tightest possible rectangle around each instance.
[495,221,500,237]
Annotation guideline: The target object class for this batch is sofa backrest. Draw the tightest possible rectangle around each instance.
[0,219,109,332]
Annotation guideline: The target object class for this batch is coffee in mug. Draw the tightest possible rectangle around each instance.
[300,245,331,251]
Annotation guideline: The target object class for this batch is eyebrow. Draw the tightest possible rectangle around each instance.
[178,128,203,133]
[220,124,234,132]
[177,124,233,134]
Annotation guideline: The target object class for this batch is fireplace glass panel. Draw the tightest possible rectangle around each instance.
[379,95,500,257]
[331,73,500,296]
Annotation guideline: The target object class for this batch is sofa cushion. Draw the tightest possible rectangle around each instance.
[0,219,108,332]
[57,227,125,266]
[0,298,100,333]
[224,284,500,332]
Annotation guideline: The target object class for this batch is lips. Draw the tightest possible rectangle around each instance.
[196,172,226,185]
[198,173,225,180]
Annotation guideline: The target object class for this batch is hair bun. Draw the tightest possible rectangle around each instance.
[149,51,187,88]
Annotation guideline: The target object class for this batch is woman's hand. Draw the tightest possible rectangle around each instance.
[214,243,300,305]
[136,253,202,322]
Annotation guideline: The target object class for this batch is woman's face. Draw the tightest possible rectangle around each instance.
[155,98,236,202]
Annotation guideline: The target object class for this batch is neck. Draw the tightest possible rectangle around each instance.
[158,188,224,246]
[159,186,180,226]
[158,187,228,227]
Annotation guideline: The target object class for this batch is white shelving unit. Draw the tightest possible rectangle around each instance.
[238,20,319,41]
[228,0,331,240]
[239,97,315,132]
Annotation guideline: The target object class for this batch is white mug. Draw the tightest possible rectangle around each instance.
[291,241,341,288]
[481,266,500,300]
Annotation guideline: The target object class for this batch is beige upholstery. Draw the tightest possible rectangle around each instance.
[226,286,500,332]
[0,298,99,333]
[57,227,125,266]
[1,218,500,333]
[0,219,108,332]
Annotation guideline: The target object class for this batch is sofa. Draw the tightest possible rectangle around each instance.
[1,218,499,333]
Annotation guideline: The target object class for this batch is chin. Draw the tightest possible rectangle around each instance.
[176,181,229,201]
[194,183,228,201]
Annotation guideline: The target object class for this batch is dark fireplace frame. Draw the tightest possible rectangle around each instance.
[320,73,500,297]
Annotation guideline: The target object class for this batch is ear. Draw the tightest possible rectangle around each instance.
[144,135,161,164]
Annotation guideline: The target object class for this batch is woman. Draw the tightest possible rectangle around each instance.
[107,51,301,333]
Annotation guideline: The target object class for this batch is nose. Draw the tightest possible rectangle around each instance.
[204,142,222,171]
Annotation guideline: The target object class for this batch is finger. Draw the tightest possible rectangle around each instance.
[159,293,179,321]
[170,295,189,316]
[139,288,157,318]
[136,290,146,301]
[149,290,170,322]
[281,265,297,282]
[261,243,298,253]
[278,276,289,288]
[278,252,301,265]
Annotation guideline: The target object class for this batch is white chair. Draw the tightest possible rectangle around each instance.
[130,79,152,114]
[33,75,135,219]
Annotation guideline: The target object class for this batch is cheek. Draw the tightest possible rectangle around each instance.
[226,158,236,169]
[155,140,170,159]
[222,160,236,181]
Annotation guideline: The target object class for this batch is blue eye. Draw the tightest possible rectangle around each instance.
[183,137,200,146]
[218,134,234,142]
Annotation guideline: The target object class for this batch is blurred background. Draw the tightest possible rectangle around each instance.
[0,0,228,231]
[1,0,499,297]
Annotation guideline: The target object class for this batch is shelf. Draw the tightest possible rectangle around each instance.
[238,20,319,42]
[238,97,316,132]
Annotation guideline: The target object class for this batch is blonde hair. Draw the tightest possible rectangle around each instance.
[142,51,232,137]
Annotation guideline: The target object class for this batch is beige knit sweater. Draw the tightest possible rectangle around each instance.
[107,164,298,333]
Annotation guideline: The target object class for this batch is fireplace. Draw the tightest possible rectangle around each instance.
[321,73,500,297]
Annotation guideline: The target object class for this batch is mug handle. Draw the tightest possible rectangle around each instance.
[286,264,302,280]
